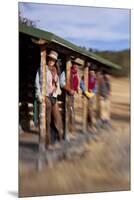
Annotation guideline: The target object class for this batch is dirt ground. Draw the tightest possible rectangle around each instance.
[19,77,130,197]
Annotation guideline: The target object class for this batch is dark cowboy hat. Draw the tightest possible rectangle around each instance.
[86,62,91,67]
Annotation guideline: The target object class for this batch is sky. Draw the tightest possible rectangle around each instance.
[19,2,130,51]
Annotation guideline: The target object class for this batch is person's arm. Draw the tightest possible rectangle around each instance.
[80,79,86,93]
[60,71,66,88]
[35,69,42,100]
[92,79,98,94]
[60,71,75,95]
[77,73,81,93]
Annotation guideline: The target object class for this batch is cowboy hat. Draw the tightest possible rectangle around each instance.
[71,58,83,66]
[48,50,58,60]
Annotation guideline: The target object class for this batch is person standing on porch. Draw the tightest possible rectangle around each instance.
[99,70,111,126]
[60,58,80,139]
[35,50,63,150]
[88,68,98,132]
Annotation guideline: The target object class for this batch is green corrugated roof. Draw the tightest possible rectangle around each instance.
[19,23,121,70]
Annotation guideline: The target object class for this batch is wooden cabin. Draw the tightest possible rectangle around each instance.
[19,23,121,150]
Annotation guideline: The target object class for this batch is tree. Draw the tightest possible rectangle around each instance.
[19,10,36,27]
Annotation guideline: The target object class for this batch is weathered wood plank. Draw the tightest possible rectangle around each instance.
[38,46,47,150]
[65,57,72,140]
[31,38,47,45]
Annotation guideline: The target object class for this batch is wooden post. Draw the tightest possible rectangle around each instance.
[31,39,48,171]
[82,61,89,134]
[39,46,46,152]
[65,57,71,140]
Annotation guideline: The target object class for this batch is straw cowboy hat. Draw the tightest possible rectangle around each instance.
[71,58,83,66]
[86,62,96,71]
[48,50,58,60]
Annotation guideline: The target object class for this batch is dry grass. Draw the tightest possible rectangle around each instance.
[19,77,130,197]
[20,126,130,197]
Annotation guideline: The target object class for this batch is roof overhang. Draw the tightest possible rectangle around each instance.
[19,23,122,70]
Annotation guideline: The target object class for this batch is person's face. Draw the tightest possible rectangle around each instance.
[105,74,110,79]
[98,72,103,79]
[90,70,95,76]
[48,58,56,70]
[72,63,78,68]
[96,71,100,76]
[75,64,78,70]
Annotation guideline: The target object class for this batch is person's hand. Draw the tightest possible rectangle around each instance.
[69,89,75,95]
[77,88,80,94]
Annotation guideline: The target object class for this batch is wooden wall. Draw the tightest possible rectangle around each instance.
[19,33,40,131]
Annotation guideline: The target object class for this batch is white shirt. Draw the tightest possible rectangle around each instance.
[35,65,61,98]
[46,65,61,98]
[46,65,53,97]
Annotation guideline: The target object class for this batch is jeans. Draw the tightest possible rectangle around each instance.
[46,97,63,145]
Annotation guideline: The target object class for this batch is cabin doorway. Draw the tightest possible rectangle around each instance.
[19,33,40,134]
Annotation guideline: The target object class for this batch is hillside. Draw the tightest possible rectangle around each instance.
[95,49,130,77]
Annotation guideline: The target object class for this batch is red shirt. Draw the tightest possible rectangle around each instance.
[70,65,79,92]
[88,75,97,91]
